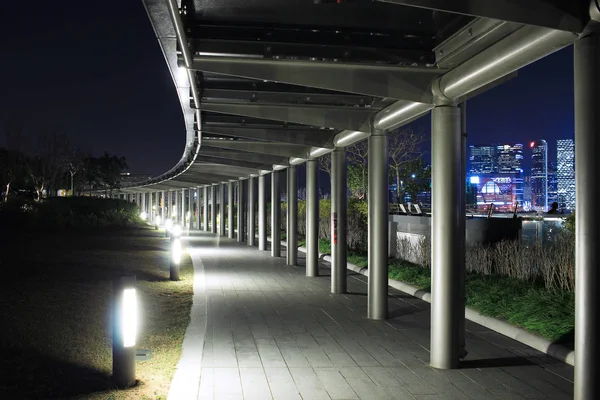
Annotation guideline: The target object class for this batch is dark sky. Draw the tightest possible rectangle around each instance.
[0,1,575,177]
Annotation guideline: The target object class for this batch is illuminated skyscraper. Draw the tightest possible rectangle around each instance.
[497,143,524,174]
[557,138,575,210]
[547,161,558,206]
[530,139,548,211]
[469,145,496,174]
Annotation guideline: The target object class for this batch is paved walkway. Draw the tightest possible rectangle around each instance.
[171,231,574,400]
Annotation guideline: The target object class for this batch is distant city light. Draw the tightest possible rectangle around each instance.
[530,142,535,148]
[470,176,480,184]
[411,174,416,178]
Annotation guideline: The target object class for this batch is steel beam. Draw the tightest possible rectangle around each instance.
[287,166,298,266]
[331,148,347,294]
[201,88,372,107]
[430,105,462,370]
[189,56,442,103]
[258,174,267,251]
[248,176,256,246]
[201,125,335,148]
[368,130,389,320]
[200,102,373,131]
[198,149,289,166]
[271,171,281,257]
[194,155,267,170]
[375,0,584,33]
[574,31,600,400]
[228,182,234,238]
[306,159,319,277]
[219,183,225,235]
[210,185,217,233]
[202,139,311,159]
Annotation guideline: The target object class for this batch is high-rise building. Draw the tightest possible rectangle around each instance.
[530,139,548,211]
[469,145,496,174]
[547,161,558,207]
[557,138,575,210]
[497,143,524,174]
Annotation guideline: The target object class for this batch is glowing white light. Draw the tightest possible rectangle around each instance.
[122,288,137,348]
[376,102,423,128]
[334,131,366,147]
[140,212,147,221]
[165,219,173,232]
[470,176,480,184]
[309,147,331,158]
[172,224,182,237]
[186,211,190,220]
[155,216,162,226]
[172,211,177,217]
[172,238,182,265]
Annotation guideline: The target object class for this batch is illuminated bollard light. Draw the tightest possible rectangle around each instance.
[113,275,137,388]
[170,224,183,281]
[154,215,161,230]
[164,219,173,238]
[139,212,147,221]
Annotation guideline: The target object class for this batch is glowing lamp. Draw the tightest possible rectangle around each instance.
[112,276,137,388]
[170,238,182,280]
[155,215,161,226]
[165,219,173,231]
[172,224,182,238]
[140,212,147,221]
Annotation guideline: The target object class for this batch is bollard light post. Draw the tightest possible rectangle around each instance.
[164,219,172,238]
[113,275,137,389]
[170,224,182,281]
[154,215,161,230]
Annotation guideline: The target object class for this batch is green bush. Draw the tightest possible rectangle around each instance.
[0,197,141,230]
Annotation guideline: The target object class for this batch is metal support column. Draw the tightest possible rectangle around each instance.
[175,190,180,224]
[430,105,462,370]
[331,147,347,294]
[219,183,225,235]
[195,187,201,230]
[306,159,319,277]
[459,102,468,359]
[210,185,217,233]
[368,130,389,319]
[237,180,245,242]
[271,171,281,257]
[258,174,267,250]
[574,31,600,400]
[248,176,256,246]
[181,189,186,228]
[228,182,234,238]
[161,191,165,223]
[203,186,208,231]
[141,192,146,218]
[287,166,298,265]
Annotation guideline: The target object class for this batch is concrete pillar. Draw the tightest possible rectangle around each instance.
[248,176,256,246]
[306,159,319,277]
[141,192,146,217]
[258,174,267,250]
[430,105,462,370]
[203,186,209,231]
[228,182,234,238]
[211,185,217,233]
[574,31,600,400]
[271,170,281,257]
[287,166,298,265]
[187,189,193,229]
[219,183,225,236]
[331,147,347,294]
[368,130,389,319]
[237,180,245,242]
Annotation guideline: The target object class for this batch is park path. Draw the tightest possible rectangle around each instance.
[169,231,573,400]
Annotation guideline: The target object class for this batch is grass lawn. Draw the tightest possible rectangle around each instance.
[0,225,194,399]
[312,238,575,348]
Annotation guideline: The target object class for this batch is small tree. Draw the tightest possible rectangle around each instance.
[318,153,331,177]
[346,141,368,199]
[97,152,128,196]
[398,158,431,203]
[25,132,70,201]
[388,127,425,202]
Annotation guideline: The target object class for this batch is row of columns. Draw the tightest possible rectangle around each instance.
[122,32,598,396]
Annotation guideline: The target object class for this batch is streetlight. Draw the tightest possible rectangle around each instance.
[113,276,137,388]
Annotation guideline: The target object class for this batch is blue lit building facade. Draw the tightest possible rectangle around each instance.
[530,139,548,212]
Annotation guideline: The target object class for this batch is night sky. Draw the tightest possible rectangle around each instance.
[0,1,575,177]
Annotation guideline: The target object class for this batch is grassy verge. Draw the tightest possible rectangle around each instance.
[0,226,194,399]
[312,238,574,348]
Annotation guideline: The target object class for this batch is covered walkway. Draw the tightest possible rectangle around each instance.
[171,231,573,400]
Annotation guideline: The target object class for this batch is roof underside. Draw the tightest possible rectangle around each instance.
[124,0,586,192]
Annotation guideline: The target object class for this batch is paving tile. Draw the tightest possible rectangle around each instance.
[180,233,574,400]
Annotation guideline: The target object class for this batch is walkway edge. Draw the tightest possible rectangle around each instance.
[168,242,208,400]
[290,243,575,366]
